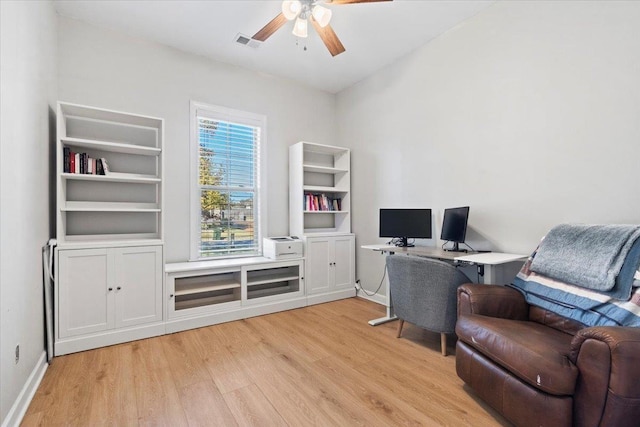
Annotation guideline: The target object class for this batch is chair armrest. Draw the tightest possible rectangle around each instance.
[570,326,640,396]
[457,283,529,320]
[570,327,640,425]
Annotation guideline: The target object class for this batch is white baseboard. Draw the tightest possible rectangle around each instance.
[355,289,386,306]
[306,288,356,306]
[2,351,48,427]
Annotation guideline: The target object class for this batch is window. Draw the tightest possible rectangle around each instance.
[190,102,266,259]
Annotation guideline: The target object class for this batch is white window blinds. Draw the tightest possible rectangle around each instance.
[192,104,263,259]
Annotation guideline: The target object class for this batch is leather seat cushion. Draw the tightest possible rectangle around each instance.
[456,314,578,396]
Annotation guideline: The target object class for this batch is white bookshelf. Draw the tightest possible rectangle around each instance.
[289,141,351,236]
[56,102,164,244]
[289,142,355,306]
[54,102,165,355]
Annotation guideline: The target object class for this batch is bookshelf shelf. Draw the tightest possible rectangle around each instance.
[61,136,161,156]
[303,210,349,214]
[62,201,161,212]
[302,185,349,193]
[61,172,161,184]
[302,164,348,174]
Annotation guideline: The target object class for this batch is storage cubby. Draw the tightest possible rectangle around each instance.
[174,272,241,311]
[246,265,300,300]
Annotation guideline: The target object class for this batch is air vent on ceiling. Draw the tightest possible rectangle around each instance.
[235,33,261,49]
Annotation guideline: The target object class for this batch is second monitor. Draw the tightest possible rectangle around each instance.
[441,206,470,252]
[379,208,432,247]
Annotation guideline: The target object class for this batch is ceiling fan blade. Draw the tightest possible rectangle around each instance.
[327,0,392,4]
[252,13,288,41]
[311,19,346,57]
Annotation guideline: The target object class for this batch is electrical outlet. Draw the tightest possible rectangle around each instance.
[15,344,19,364]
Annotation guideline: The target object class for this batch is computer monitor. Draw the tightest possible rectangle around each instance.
[441,206,470,252]
[379,209,432,247]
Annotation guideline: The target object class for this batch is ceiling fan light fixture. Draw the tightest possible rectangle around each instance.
[312,5,332,28]
[292,16,308,37]
[282,1,302,20]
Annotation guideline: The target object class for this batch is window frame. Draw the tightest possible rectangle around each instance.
[189,101,267,261]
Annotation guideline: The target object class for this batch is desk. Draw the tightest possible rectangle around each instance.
[361,244,526,326]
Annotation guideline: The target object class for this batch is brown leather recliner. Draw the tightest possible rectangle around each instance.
[456,283,640,427]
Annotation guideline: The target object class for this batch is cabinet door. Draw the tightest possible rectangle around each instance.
[305,238,332,295]
[332,235,355,290]
[114,246,163,328]
[58,248,113,338]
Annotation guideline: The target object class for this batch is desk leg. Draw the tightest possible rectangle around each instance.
[483,265,495,284]
[368,281,397,326]
[367,307,397,326]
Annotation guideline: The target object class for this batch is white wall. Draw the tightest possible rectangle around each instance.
[57,16,337,262]
[337,1,640,294]
[0,0,57,423]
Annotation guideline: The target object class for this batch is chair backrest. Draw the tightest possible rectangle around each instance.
[386,255,471,333]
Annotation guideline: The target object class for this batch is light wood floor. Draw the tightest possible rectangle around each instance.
[23,298,511,426]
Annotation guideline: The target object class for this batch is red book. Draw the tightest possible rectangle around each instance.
[70,152,76,173]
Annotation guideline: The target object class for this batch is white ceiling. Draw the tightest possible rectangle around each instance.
[54,0,493,94]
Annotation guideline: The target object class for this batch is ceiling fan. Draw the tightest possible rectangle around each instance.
[252,0,392,57]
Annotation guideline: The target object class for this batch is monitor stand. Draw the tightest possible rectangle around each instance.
[444,242,467,252]
[395,237,414,247]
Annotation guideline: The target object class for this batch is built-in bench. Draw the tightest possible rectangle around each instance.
[164,257,306,333]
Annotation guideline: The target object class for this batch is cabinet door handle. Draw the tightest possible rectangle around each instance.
[116,286,122,291]
[108,287,113,291]
[169,294,174,299]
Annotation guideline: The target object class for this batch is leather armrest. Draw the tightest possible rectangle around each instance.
[570,326,640,397]
[457,283,529,320]
[570,326,640,425]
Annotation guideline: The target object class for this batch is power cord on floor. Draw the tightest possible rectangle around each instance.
[356,264,387,297]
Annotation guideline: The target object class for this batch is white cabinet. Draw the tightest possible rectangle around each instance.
[289,141,355,305]
[55,245,163,355]
[305,235,355,304]
[114,246,164,328]
[57,249,111,338]
[55,102,165,355]
[165,258,306,333]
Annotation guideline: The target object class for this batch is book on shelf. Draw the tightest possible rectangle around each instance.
[304,193,342,212]
[100,158,110,174]
[63,147,108,175]
[63,147,70,173]
[69,151,75,173]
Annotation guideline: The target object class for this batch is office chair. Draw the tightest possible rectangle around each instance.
[386,255,471,356]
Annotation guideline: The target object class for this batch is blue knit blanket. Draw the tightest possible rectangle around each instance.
[530,224,640,294]
[511,226,640,327]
